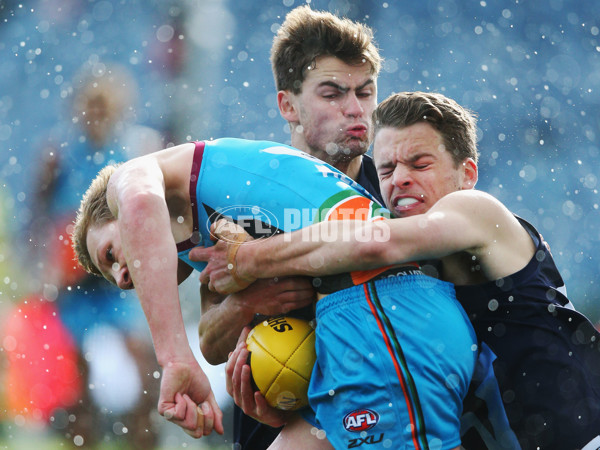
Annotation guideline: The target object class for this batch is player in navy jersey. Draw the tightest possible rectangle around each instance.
[194,92,600,450]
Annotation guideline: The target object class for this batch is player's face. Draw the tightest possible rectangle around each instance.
[285,56,377,163]
[86,220,134,290]
[374,122,477,218]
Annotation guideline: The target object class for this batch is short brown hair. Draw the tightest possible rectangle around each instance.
[72,164,120,276]
[373,91,479,165]
[271,5,381,94]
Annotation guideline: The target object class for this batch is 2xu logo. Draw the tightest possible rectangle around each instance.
[343,409,379,432]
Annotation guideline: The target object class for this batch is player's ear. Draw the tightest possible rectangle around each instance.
[460,158,478,190]
[277,90,299,122]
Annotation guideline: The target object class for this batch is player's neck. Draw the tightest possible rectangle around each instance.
[292,137,363,180]
[331,156,362,181]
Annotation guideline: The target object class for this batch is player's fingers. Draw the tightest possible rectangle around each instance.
[225,350,237,396]
[237,326,251,346]
[181,405,203,439]
[279,292,315,310]
[253,390,286,429]
[231,352,244,406]
[253,389,271,417]
[196,404,205,429]
[239,360,256,412]
[188,245,209,262]
[200,402,214,436]
[199,268,210,285]
[203,392,225,435]
[212,402,225,435]
[226,341,245,397]
[162,392,186,421]
[210,219,224,237]
[212,218,236,239]
[179,394,204,438]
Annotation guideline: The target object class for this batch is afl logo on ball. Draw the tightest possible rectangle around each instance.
[343,409,379,432]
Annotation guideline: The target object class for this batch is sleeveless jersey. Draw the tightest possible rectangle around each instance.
[456,217,600,450]
[232,151,386,450]
[176,139,420,449]
[176,139,389,284]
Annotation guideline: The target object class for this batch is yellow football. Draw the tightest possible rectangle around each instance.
[246,316,316,410]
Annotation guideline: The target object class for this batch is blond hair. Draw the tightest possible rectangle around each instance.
[72,164,120,276]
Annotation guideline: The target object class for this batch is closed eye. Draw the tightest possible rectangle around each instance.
[356,88,374,98]
[323,92,340,99]
[106,246,114,263]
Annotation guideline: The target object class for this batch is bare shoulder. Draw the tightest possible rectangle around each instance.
[439,190,535,279]
[434,189,505,211]
[434,190,518,228]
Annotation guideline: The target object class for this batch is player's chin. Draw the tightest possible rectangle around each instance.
[341,139,369,157]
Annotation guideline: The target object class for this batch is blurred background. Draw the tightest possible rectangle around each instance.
[0,0,599,448]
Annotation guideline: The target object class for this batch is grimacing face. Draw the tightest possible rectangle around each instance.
[286,56,377,162]
[374,122,476,218]
[86,220,133,289]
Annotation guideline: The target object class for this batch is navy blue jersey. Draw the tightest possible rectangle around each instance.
[356,153,384,206]
[457,217,600,450]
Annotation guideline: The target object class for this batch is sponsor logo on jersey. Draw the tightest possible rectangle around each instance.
[347,434,384,448]
[317,190,389,223]
[343,408,379,432]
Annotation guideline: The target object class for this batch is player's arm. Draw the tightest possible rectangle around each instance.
[109,158,192,367]
[240,190,533,280]
[236,190,531,278]
[198,279,315,364]
[198,287,253,364]
[195,190,533,292]
[108,159,223,436]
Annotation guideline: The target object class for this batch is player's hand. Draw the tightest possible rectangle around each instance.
[190,219,256,294]
[226,276,315,317]
[158,358,224,438]
[226,327,290,428]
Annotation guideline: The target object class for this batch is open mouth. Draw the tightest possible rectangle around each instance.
[395,197,420,207]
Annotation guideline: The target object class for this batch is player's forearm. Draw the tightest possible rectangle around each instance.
[132,250,193,367]
[198,292,255,365]
[236,220,392,279]
[119,196,195,367]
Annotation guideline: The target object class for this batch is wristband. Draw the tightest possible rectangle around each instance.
[226,232,255,288]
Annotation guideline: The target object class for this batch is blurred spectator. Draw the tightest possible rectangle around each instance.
[22,62,164,448]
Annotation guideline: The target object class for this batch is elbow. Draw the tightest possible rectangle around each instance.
[198,335,226,366]
[122,191,161,212]
[119,192,165,226]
